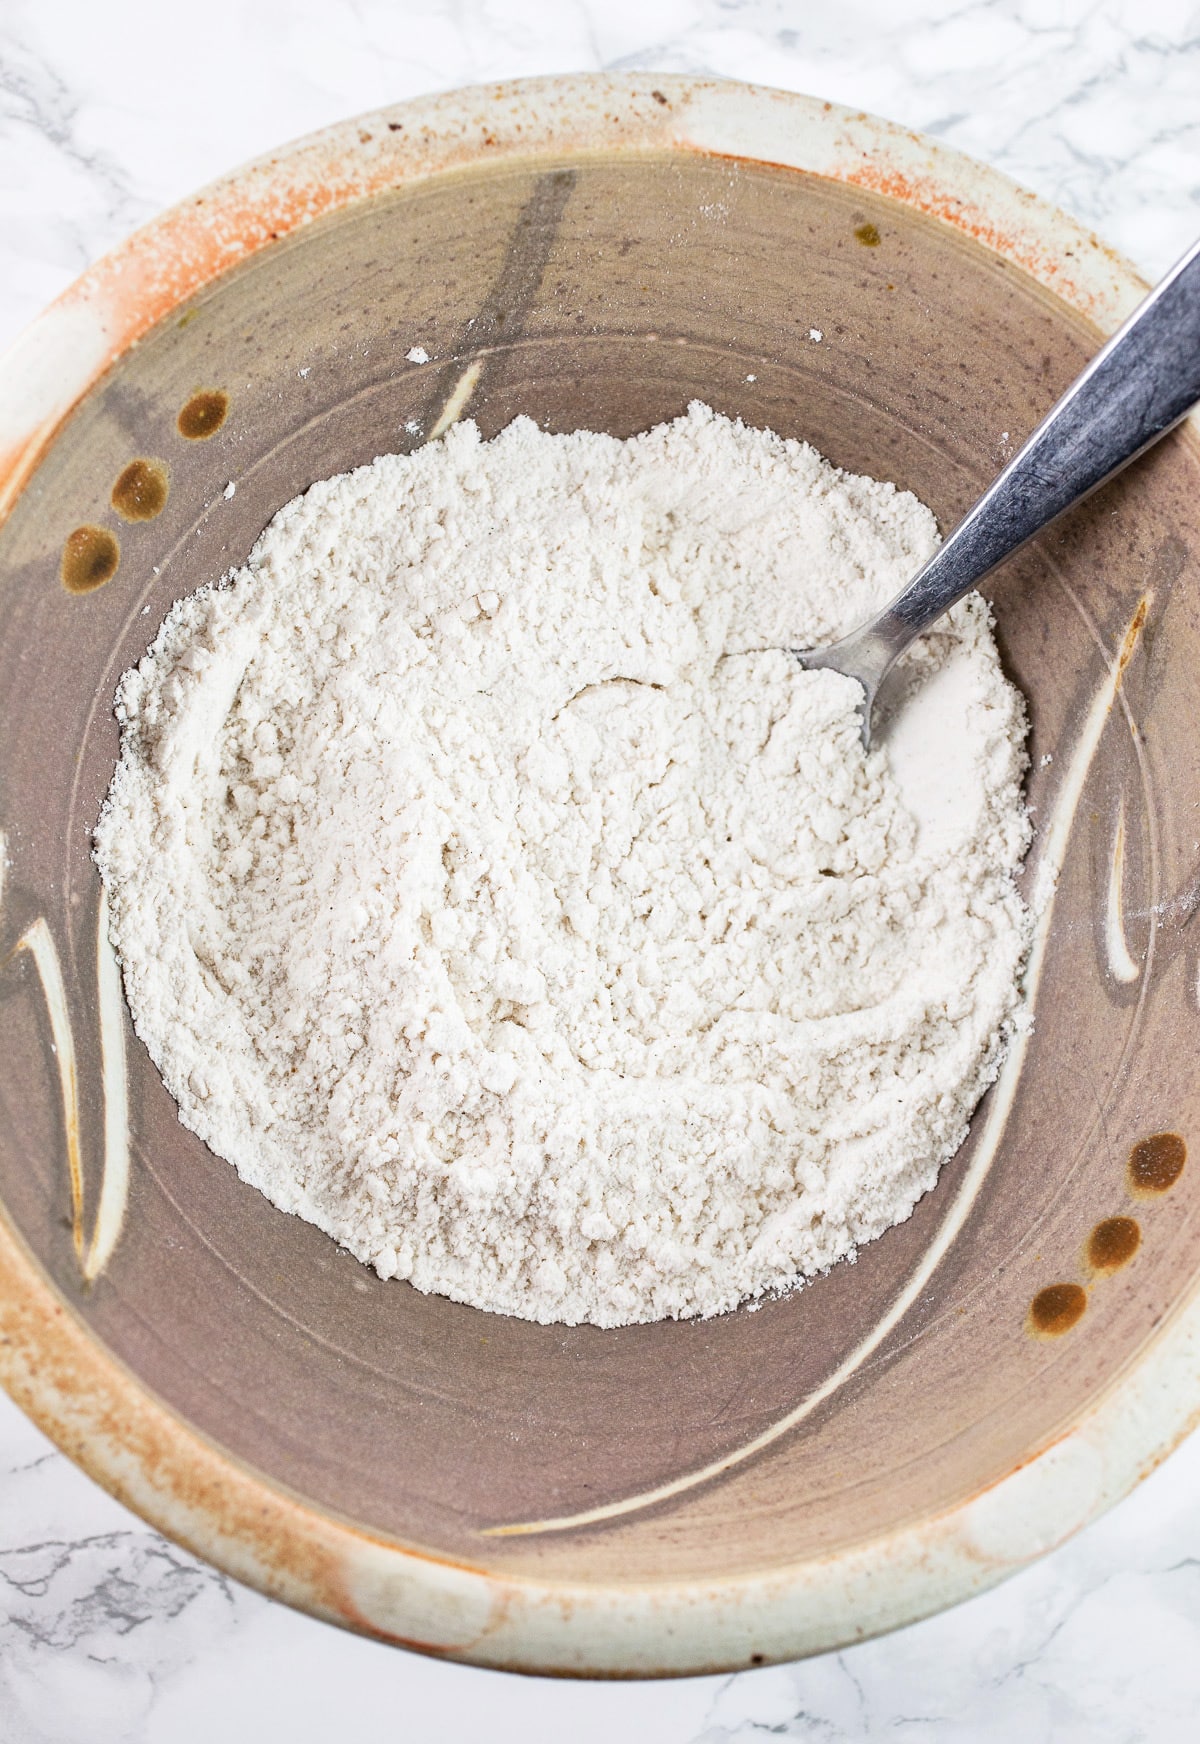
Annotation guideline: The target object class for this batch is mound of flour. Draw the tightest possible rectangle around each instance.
[95,404,1031,1328]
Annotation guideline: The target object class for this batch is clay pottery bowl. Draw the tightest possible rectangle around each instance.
[1,75,1198,1675]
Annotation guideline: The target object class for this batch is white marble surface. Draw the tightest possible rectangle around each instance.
[3,0,1200,1737]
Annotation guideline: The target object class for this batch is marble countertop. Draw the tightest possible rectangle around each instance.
[3,1,1200,1738]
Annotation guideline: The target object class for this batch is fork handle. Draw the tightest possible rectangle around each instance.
[869,234,1200,656]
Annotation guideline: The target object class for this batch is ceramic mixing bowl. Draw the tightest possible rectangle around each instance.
[1,74,1199,1676]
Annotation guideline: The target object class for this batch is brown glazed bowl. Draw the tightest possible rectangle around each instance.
[2,74,1199,1677]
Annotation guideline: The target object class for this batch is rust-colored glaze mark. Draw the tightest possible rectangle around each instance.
[112,457,168,521]
[0,1228,365,1634]
[6,917,85,1261]
[177,390,229,440]
[1028,1282,1087,1338]
[1087,1216,1141,1275]
[1116,594,1149,684]
[47,102,616,372]
[854,221,881,246]
[353,1631,461,1659]
[1128,1132,1186,1197]
[61,525,119,593]
[840,162,1095,317]
[0,78,1141,544]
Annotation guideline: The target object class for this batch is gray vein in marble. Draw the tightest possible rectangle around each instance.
[0,35,132,216]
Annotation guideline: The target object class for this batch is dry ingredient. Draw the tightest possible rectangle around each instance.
[95,404,1031,1328]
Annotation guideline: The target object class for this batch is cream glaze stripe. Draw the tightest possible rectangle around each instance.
[84,889,130,1283]
[11,917,86,1263]
[1105,795,1141,984]
[429,359,483,439]
[1,833,131,1280]
[485,594,1152,1538]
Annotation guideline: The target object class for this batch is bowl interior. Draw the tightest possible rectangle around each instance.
[2,146,1199,1587]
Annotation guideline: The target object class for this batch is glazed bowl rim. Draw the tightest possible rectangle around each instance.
[1,70,1195,1677]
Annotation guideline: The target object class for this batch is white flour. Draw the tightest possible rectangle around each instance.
[95,405,1031,1328]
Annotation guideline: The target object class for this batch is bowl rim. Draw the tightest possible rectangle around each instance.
[2,69,1197,1678]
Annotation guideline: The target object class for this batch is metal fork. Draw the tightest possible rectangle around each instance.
[797,237,1200,745]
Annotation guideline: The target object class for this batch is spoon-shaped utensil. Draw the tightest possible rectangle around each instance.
[797,236,1200,745]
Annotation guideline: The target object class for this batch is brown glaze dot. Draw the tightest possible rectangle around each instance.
[60,525,119,593]
[1087,1215,1141,1274]
[1128,1132,1186,1197]
[111,458,168,522]
[177,389,228,440]
[1028,1282,1087,1337]
[854,221,882,247]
